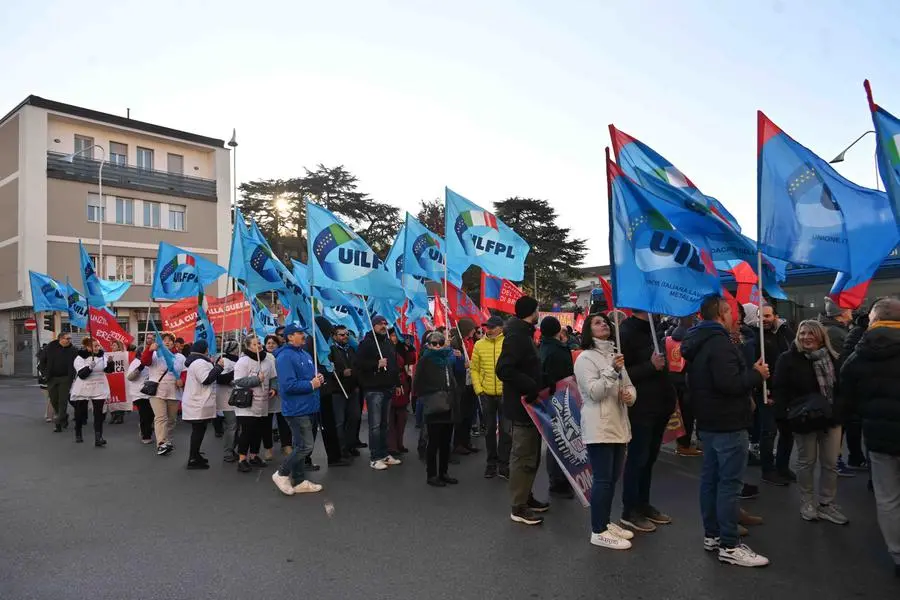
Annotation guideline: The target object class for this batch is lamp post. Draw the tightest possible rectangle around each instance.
[829,130,878,190]
[64,145,107,267]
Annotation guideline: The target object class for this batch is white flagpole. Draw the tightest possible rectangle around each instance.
[363,295,384,361]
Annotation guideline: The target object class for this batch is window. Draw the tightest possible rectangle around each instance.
[143,201,161,228]
[74,135,94,159]
[115,197,134,225]
[87,193,105,222]
[136,147,154,170]
[88,254,98,268]
[169,205,185,231]
[143,258,156,285]
[114,257,134,282]
[109,142,127,166]
[167,153,184,175]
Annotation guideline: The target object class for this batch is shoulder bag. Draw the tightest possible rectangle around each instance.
[229,364,259,409]
[422,366,452,417]
[787,392,832,434]
[140,369,167,397]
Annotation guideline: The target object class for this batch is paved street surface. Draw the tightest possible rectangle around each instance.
[0,378,896,600]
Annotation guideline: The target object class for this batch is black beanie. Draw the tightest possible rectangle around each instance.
[515,296,539,319]
[539,316,561,338]
[192,339,209,355]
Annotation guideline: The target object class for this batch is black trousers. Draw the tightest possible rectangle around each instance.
[319,393,343,463]
[133,398,154,440]
[263,413,293,450]
[188,419,211,460]
[674,384,695,447]
[426,422,453,478]
[71,399,104,435]
[236,415,266,456]
[453,386,476,449]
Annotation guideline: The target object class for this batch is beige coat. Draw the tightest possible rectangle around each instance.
[575,340,637,445]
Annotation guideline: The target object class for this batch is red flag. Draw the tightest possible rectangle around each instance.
[447,281,490,323]
[721,287,740,328]
[432,296,447,329]
[573,313,585,333]
[829,272,872,310]
[480,271,524,314]
[597,277,632,318]
[88,307,134,351]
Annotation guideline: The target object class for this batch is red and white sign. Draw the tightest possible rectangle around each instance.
[568,293,578,303]
[105,350,131,411]
[88,308,134,351]
[24,318,37,331]
[159,292,252,341]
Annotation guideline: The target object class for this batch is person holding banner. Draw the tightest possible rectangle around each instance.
[70,337,115,446]
[180,339,225,470]
[126,347,153,444]
[575,313,637,550]
[141,333,187,457]
[356,315,403,471]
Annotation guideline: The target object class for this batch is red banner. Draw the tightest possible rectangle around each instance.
[88,308,134,352]
[159,292,251,341]
[480,271,525,314]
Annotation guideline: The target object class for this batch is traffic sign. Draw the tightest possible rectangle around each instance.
[24,318,37,331]
[568,293,578,302]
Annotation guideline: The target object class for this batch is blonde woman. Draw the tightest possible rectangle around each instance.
[70,337,114,446]
[233,335,277,473]
[772,320,847,525]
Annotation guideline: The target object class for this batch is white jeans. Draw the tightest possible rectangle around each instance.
[794,426,842,506]
[870,452,900,565]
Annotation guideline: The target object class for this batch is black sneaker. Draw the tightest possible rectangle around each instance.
[157,443,172,456]
[439,474,459,485]
[510,505,544,525]
[248,456,267,468]
[527,496,550,513]
[620,512,657,533]
[778,469,798,483]
[349,447,361,457]
[353,441,368,449]
[53,425,62,433]
[739,483,760,499]
[427,476,446,487]
[497,468,509,480]
[762,471,789,486]
[484,464,497,479]
[237,460,252,473]
[187,459,210,470]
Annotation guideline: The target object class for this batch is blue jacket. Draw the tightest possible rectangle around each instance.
[274,344,319,417]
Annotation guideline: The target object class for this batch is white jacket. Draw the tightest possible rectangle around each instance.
[233,352,276,417]
[70,353,110,400]
[125,358,149,402]
[145,350,186,400]
[181,355,222,421]
[215,356,237,411]
[574,340,637,445]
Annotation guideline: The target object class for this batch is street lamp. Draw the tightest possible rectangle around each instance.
[829,130,874,163]
[64,145,107,267]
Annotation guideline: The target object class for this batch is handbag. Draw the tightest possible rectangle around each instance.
[140,370,167,397]
[422,366,453,417]
[787,392,832,434]
[228,387,254,409]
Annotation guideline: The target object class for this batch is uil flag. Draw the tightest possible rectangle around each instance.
[387,225,430,322]
[307,202,404,300]
[608,156,720,316]
[865,80,900,230]
[151,242,226,300]
[480,271,524,314]
[402,213,463,286]
[757,111,899,277]
[79,241,130,307]
[239,284,279,337]
[29,271,68,312]
[445,188,530,281]
[291,260,356,309]
[229,209,289,295]
[65,278,88,329]
[194,293,217,356]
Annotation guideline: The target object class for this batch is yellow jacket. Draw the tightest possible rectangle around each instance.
[471,334,504,396]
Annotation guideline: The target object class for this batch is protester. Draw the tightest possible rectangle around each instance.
[575,313,637,550]
[414,330,460,487]
[838,308,870,471]
[841,297,900,578]
[125,347,153,444]
[356,315,402,471]
[43,332,77,432]
[263,334,293,461]
[312,316,346,467]
[272,323,324,495]
[496,296,549,526]
[471,315,510,480]
[449,319,478,455]
[232,335,277,473]
[327,325,358,460]
[757,304,796,486]
[215,340,239,463]
[141,332,187,457]
[538,315,576,499]
[70,337,115,446]
[666,316,700,457]
[681,295,770,568]
[180,339,225,470]
[387,328,415,458]
[617,311,675,533]
[772,320,847,524]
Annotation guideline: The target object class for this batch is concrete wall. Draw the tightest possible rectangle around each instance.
[0,244,18,303]
[0,179,18,241]
[0,114,18,180]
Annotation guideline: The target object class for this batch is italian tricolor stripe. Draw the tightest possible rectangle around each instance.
[328,223,353,245]
[462,211,498,230]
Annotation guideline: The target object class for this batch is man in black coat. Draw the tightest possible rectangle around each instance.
[756,304,797,485]
[841,297,900,578]
[681,295,770,568]
[496,296,547,526]
[355,315,400,470]
[617,311,676,533]
[41,332,77,432]
[538,316,575,499]
[326,325,357,463]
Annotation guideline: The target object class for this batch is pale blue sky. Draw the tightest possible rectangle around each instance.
[2,0,896,265]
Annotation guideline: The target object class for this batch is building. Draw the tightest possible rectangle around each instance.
[0,96,231,376]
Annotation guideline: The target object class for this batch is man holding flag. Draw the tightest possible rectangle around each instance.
[356,315,402,471]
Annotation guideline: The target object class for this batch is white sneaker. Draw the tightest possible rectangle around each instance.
[383,455,402,466]
[591,530,632,550]
[370,460,388,471]
[607,522,635,540]
[800,502,819,522]
[718,544,770,567]
[292,480,323,494]
[703,536,720,552]
[271,472,295,496]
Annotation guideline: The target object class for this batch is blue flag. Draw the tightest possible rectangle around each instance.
[444,188,530,281]
[387,225,430,322]
[757,111,899,278]
[306,202,404,300]
[866,80,900,233]
[402,213,462,286]
[239,284,279,337]
[151,242,226,300]
[194,294,217,356]
[608,157,721,316]
[229,209,289,294]
[29,271,68,312]
[65,278,88,329]
[149,319,181,375]
[79,241,130,307]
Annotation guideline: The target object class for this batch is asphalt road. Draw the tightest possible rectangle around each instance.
[0,378,896,600]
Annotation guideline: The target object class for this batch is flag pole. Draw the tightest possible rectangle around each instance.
[647,313,661,355]
[605,146,622,351]
[757,251,767,401]
[362,295,384,361]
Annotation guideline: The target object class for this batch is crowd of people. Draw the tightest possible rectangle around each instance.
[33,294,900,576]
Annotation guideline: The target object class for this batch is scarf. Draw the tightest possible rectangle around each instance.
[422,346,453,367]
[803,347,835,404]
[869,320,900,331]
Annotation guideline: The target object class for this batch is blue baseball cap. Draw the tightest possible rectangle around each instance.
[283,323,307,337]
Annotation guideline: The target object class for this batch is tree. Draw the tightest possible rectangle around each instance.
[493,197,587,310]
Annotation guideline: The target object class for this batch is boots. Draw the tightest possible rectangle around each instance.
[95,432,107,447]
[75,426,84,443]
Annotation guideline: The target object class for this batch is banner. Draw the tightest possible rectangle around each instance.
[159,292,251,341]
[538,312,575,329]
[89,308,134,352]
[106,350,130,411]
[522,376,592,507]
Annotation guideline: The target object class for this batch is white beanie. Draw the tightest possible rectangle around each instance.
[742,303,759,327]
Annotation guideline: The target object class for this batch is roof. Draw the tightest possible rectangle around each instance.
[0,95,225,148]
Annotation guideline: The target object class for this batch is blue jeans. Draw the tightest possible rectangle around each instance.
[279,416,314,484]
[699,429,749,548]
[365,389,391,461]
[621,417,668,517]
[588,443,626,533]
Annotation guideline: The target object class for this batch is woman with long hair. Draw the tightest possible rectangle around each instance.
[233,335,277,473]
[414,331,459,487]
[772,319,848,525]
[70,336,115,446]
[262,334,292,460]
[575,313,637,550]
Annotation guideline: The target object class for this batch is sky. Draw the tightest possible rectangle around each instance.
[2,0,898,266]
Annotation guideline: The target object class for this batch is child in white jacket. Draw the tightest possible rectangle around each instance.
[70,337,115,446]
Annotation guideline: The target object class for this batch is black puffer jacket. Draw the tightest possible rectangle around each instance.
[681,321,762,433]
[496,317,541,424]
[355,332,399,391]
[840,325,900,456]
[618,316,675,425]
[538,337,574,390]
[772,343,843,424]
[41,339,77,379]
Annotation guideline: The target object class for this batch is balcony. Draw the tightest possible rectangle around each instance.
[46,151,217,202]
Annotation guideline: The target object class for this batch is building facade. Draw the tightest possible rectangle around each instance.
[0,96,231,376]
